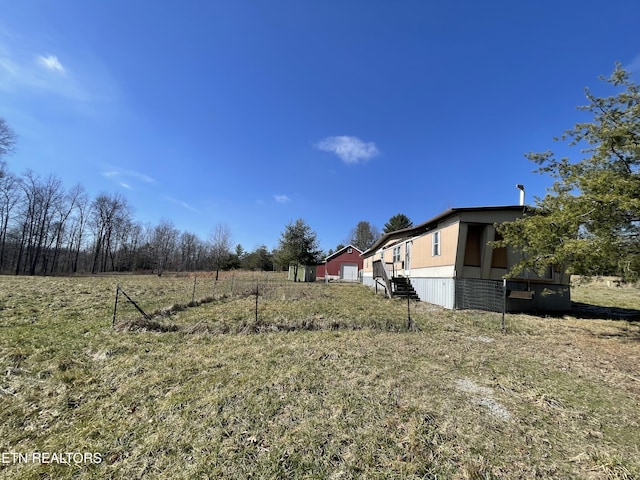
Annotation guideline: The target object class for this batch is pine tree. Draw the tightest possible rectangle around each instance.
[383,214,413,233]
[497,64,640,280]
[275,219,321,281]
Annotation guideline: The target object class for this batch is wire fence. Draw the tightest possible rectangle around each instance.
[112,272,294,318]
[111,271,419,333]
[111,272,539,334]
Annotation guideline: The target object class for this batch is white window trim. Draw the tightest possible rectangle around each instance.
[432,231,441,256]
[392,246,401,263]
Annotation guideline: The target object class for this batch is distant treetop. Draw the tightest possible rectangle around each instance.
[383,214,413,234]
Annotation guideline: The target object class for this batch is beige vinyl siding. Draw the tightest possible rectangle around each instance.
[411,222,458,269]
[362,256,372,272]
[362,238,408,273]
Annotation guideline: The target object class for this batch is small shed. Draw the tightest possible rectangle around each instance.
[317,245,363,282]
[287,264,316,282]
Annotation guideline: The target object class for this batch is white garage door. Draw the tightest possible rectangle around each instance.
[341,264,358,281]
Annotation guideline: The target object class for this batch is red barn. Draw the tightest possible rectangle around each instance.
[317,245,363,282]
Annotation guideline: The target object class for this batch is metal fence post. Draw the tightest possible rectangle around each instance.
[112,285,120,327]
[502,279,507,332]
[407,290,414,331]
[255,283,259,323]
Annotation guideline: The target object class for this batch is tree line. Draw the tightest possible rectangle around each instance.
[0,139,280,275]
[0,121,407,276]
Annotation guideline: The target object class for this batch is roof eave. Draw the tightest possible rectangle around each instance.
[362,205,527,257]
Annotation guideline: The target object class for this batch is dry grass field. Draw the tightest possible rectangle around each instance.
[1,272,639,479]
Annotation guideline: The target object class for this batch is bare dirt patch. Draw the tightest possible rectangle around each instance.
[454,377,512,421]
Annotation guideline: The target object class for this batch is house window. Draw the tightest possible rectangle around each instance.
[432,231,441,256]
[393,246,401,263]
[347,247,352,254]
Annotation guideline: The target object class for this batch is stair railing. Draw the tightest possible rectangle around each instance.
[373,260,394,297]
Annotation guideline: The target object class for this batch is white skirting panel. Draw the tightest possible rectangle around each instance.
[362,272,455,309]
[361,273,374,285]
[410,277,455,309]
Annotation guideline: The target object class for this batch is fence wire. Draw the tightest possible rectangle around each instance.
[454,278,505,312]
[111,273,335,320]
[111,272,418,332]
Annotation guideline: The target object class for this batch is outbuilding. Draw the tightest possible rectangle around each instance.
[287,264,316,282]
[317,245,363,282]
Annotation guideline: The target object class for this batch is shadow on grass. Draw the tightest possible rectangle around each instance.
[563,302,640,342]
[570,302,640,322]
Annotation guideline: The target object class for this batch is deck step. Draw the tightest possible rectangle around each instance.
[391,277,420,300]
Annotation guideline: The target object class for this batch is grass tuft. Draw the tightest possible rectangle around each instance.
[0,273,639,478]
[114,317,179,332]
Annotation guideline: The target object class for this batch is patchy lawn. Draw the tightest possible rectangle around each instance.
[1,273,638,478]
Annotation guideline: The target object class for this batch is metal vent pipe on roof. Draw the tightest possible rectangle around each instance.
[516,184,525,206]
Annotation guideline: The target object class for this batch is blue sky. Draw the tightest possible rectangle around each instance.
[1,1,639,253]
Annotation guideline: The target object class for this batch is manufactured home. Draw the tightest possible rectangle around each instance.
[361,206,570,312]
[317,245,363,282]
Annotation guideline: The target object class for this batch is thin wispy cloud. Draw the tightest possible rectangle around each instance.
[164,196,199,212]
[101,168,156,194]
[274,194,291,203]
[315,135,379,165]
[101,168,155,184]
[0,56,19,76]
[627,54,640,73]
[37,54,65,73]
[131,172,155,183]
[0,29,118,106]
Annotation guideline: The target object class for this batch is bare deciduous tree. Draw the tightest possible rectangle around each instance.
[12,172,65,275]
[0,170,20,270]
[90,193,132,273]
[151,219,179,276]
[349,221,380,251]
[65,185,90,273]
[209,223,233,277]
[0,117,17,163]
[179,231,206,272]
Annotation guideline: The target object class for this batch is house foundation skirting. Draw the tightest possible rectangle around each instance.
[363,275,570,312]
[454,278,505,311]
